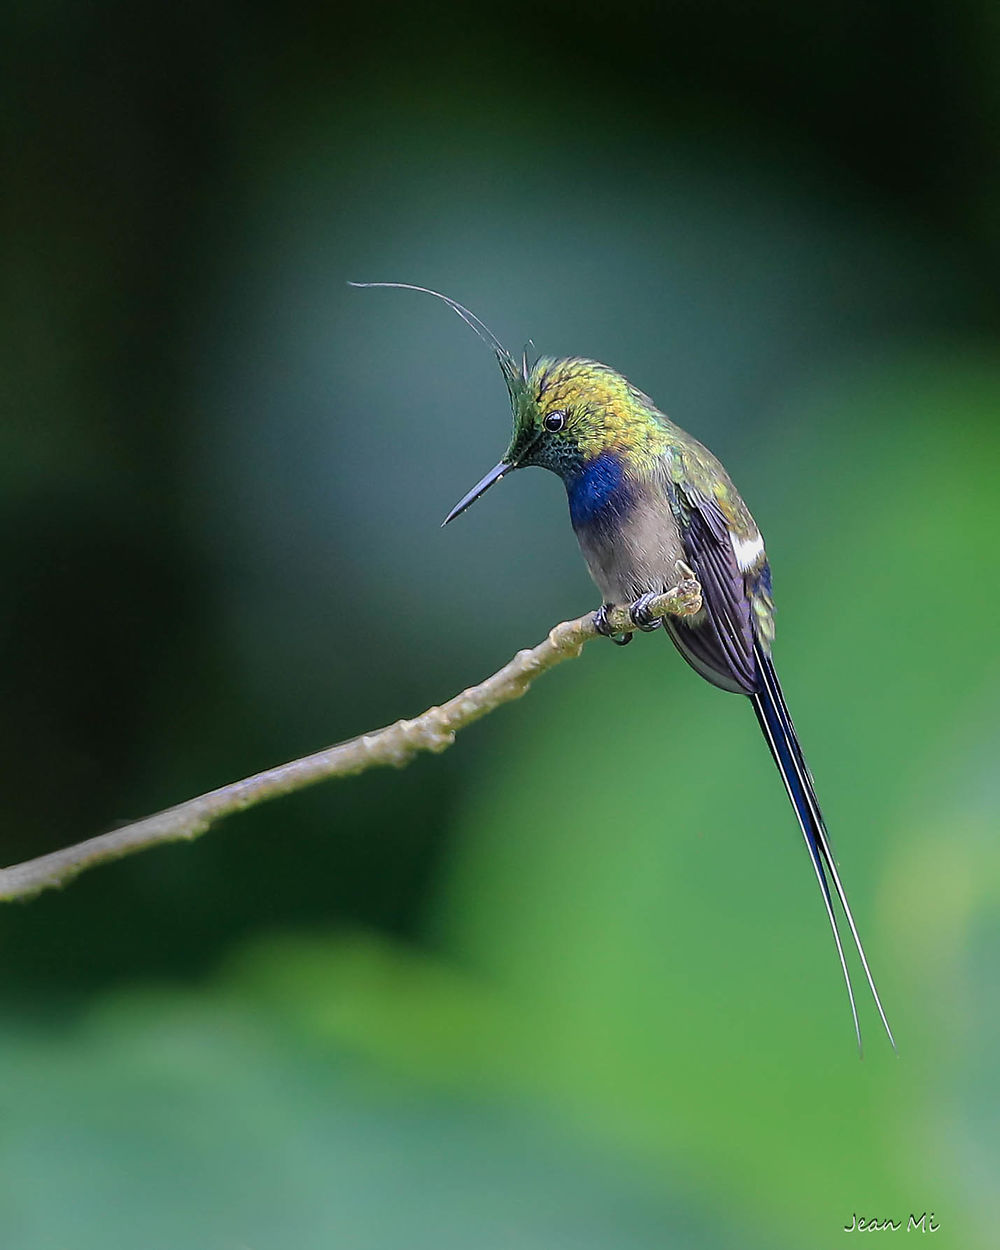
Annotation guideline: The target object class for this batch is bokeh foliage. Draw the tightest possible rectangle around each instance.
[2,2,999,1246]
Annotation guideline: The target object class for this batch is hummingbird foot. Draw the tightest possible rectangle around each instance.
[628,592,664,632]
[593,603,634,646]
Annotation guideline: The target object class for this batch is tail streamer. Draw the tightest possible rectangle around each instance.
[750,642,895,1053]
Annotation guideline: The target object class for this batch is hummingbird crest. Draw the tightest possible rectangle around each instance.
[349,281,540,521]
[347,280,532,417]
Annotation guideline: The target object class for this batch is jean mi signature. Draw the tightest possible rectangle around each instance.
[845,1213,939,1233]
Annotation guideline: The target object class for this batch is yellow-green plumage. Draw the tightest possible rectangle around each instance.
[526,358,672,468]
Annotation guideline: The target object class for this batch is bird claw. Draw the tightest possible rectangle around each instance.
[628,592,664,632]
[673,561,702,615]
[593,604,634,646]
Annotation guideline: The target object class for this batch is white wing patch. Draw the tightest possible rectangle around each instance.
[731,529,766,572]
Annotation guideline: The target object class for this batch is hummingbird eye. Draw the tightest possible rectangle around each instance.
[543,410,567,432]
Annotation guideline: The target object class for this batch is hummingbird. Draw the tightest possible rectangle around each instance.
[351,281,895,1053]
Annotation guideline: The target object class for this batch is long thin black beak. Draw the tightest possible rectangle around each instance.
[442,461,510,526]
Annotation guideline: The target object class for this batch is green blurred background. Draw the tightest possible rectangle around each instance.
[2,2,998,1246]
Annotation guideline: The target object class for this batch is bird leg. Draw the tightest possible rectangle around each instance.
[593,604,634,646]
[628,591,664,632]
[593,567,701,645]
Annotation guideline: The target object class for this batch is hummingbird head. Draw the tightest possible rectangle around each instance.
[446,355,670,523]
[348,282,666,524]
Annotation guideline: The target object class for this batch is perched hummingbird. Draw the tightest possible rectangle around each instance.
[352,281,895,1052]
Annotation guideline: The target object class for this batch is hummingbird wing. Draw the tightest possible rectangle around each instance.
[664,478,761,694]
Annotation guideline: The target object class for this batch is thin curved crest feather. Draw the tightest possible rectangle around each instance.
[348,281,528,400]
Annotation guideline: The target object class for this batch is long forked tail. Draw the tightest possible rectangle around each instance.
[750,642,895,1054]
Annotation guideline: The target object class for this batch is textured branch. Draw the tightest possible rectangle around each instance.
[0,572,701,904]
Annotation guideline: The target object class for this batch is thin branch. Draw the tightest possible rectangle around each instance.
[0,572,701,904]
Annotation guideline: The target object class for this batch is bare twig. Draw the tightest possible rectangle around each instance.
[0,572,701,904]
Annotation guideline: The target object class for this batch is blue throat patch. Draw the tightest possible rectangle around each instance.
[566,451,632,529]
